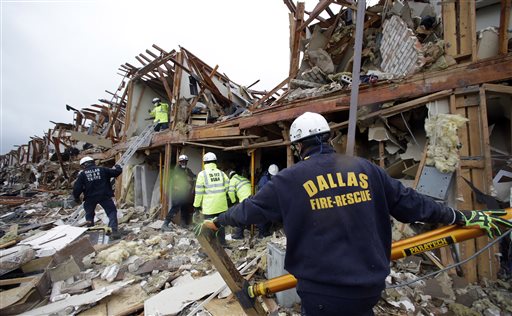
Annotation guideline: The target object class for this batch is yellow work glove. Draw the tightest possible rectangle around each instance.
[456,209,512,239]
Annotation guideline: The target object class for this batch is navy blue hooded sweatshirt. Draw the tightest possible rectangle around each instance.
[217,145,456,298]
[73,165,122,201]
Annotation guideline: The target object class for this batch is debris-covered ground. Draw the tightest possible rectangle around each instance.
[1,186,511,316]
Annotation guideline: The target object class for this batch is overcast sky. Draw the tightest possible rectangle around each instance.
[1,0,325,154]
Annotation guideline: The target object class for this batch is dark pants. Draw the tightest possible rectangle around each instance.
[154,122,169,132]
[204,214,226,245]
[165,203,192,226]
[298,291,380,316]
[84,197,118,232]
[257,222,271,237]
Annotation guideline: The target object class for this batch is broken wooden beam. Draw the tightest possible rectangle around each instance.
[196,229,266,316]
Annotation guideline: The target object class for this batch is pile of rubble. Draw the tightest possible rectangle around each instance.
[0,191,510,315]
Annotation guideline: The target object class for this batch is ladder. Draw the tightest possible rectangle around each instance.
[116,123,156,168]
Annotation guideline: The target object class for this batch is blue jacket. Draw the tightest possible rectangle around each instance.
[73,165,122,201]
[217,145,455,298]
[257,172,271,191]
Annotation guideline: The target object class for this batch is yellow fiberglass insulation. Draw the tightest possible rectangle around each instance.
[425,113,468,173]
[96,240,160,265]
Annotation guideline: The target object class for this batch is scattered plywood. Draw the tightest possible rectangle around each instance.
[83,279,148,316]
[69,130,113,148]
[19,225,87,257]
[53,235,95,270]
[144,272,226,316]
[78,302,107,316]
[205,297,246,316]
[19,280,133,316]
[0,245,35,276]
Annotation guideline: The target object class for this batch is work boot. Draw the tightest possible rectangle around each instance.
[161,221,172,232]
[111,230,121,240]
[85,221,94,227]
[232,233,244,240]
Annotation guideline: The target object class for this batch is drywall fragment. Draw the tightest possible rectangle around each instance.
[477,28,499,60]
[142,271,174,294]
[0,245,35,276]
[101,264,120,283]
[290,79,323,89]
[307,49,335,74]
[19,225,87,257]
[49,256,81,282]
[18,280,133,316]
[144,272,226,316]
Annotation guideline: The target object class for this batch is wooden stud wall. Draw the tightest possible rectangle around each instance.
[450,88,498,282]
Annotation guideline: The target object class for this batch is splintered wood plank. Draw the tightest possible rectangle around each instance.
[442,1,457,56]
[453,94,477,283]
[289,3,304,81]
[189,126,240,139]
[499,0,511,55]
[459,0,472,58]
[467,103,492,280]
[196,230,266,316]
[90,279,147,316]
[478,87,500,279]
[205,297,246,316]
[161,143,172,219]
[483,83,512,94]
[469,0,477,61]
[78,303,108,316]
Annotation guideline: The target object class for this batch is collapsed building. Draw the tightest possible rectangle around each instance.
[1,0,512,315]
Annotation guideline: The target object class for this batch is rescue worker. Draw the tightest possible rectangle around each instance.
[258,164,279,188]
[193,152,229,245]
[73,157,122,239]
[227,169,252,239]
[198,112,512,316]
[161,154,196,231]
[149,97,169,132]
[255,164,279,237]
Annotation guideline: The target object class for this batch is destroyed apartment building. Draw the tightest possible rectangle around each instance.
[1,0,512,315]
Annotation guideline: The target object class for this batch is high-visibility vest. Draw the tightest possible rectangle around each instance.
[193,163,229,215]
[228,174,251,204]
[149,103,169,123]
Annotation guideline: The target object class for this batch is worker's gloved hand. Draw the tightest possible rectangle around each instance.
[192,207,202,224]
[113,164,122,170]
[456,210,512,239]
[73,196,81,204]
[193,218,219,236]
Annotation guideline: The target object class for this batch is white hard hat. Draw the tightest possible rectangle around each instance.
[79,156,94,165]
[152,97,160,104]
[203,152,217,162]
[178,154,188,162]
[289,112,330,143]
[268,164,279,176]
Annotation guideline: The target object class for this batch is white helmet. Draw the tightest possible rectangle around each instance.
[152,97,160,104]
[268,164,279,176]
[178,154,188,162]
[79,156,94,165]
[203,152,217,162]
[290,112,330,143]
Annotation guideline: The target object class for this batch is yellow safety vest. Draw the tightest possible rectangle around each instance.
[228,174,251,204]
[193,163,229,215]
[149,102,169,123]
